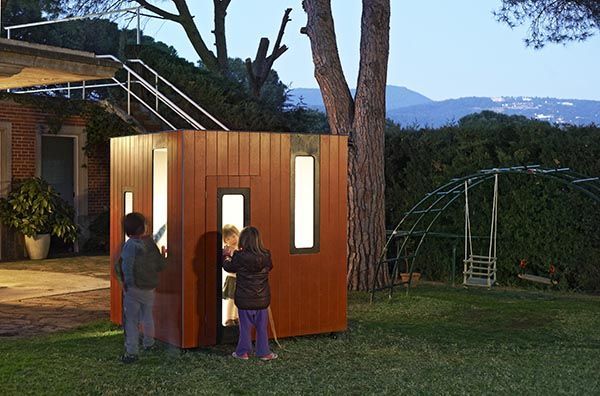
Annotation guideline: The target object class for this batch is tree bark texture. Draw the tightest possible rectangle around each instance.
[213,0,231,74]
[303,0,390,291]
[171,0,220,72]
[246,8,292,98]
[301,0,354,135]
[348,0,390,291]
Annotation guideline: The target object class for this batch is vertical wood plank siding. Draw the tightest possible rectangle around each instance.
[111,131,348,348]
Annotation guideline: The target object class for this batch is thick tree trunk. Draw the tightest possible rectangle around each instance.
[303,0,390,291]
[348,0,390,290]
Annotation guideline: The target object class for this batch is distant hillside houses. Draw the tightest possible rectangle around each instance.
[288,86,600,128]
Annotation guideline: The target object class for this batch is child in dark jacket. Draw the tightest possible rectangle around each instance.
[115,212,167,363]
[223,226,277,360]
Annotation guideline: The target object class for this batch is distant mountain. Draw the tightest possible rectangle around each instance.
[288,86,600,127]
[389,96,600,127]
[287,85,432,112]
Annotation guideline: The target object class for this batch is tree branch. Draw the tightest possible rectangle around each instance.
[133,0,181,22]
[246,8,293,97]
[271,8,292,59]
[213,0,231,73]
[170,0,219,72]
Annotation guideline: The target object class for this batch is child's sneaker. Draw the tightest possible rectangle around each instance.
[232,352,249,360]
[121,354,138,364]
[259,353,278,361]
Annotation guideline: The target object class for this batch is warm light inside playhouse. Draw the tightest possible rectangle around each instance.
[153,148,168,253]
[294,156,315,249]
[221,194,245,326]
[123,191,133,242]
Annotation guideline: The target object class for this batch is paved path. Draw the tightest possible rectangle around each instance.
[0,256,110,338]
[0,288,109,337]
[0,270,109,302]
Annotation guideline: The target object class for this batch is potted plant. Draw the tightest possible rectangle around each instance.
[0,178,78,259]
[400,256,421,287]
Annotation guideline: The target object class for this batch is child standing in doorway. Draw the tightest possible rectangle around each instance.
[115,212,168,364]
[222,224,240,326]
[223,226,277,361]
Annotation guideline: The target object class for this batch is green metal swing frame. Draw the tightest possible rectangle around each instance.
[370,165,600,301]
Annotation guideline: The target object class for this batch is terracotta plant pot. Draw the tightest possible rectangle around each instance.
[400,272,421,287]
[24,234,51,260]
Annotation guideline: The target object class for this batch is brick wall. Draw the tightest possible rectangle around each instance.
[87,146,110,216]
[0,98,109,216]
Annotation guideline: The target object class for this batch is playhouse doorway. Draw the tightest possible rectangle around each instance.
[217,188,250,340]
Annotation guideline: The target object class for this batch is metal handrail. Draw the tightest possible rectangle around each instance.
[97,55,205,130]
[108,77,176,130]
[14,82,122,95]
[128,59,230,131]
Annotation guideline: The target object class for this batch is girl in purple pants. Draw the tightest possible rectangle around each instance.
[223,226,278,361]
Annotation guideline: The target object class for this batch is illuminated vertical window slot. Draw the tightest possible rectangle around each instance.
[294,156,315,249]
[124,191,133,242]
[222,195,245,232]
[153,148,168,253]
[221,194,245,327]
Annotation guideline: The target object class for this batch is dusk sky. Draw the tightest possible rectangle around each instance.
[136,1,600,101]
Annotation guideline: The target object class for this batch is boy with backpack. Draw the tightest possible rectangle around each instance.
[115,212,167,364]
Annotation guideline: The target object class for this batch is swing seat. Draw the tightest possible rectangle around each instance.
[518,273,557,286]
[463,256,497,287]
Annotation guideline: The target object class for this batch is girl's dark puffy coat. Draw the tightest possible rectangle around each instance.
[222,250,272,310]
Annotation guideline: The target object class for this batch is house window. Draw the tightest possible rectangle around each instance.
[153,148,168,253]
[293,155,316,251]
[124,191,133,242]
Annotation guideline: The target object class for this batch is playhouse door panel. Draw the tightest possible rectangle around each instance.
[204,176,251,344]
[216,185,251,343]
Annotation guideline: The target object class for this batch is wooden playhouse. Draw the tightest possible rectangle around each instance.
[109,130,348,348]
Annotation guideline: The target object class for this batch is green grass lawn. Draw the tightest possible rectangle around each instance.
[1,285,599,395]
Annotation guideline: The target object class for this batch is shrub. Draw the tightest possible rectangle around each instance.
[0,178,78,243]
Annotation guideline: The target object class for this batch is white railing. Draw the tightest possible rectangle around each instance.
[128,59,230,131]
[1,6,229,131]
[2,6,142,44]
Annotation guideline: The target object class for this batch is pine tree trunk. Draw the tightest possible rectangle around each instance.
[347,0,390,291]
[303,0,390,290]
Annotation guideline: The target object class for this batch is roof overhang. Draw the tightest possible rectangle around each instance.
[0,38,120,90]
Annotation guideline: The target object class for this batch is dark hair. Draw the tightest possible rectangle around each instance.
[238,226,269,256]
[123,212,146,237]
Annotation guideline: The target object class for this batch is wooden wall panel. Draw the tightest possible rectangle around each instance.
[182,131,198,347]
[206,131,217,176]
[112,130,348,348]
[150,133,183,346]
[110,132,183,347]
[192,132,207,346]
[228,132,239,176]
[276,135,291,336]
[336,136,348,329]
[203,175,218,345]
[238,132,250,175]
[217,132,228,175]
[268,134,282,337]
[109,137,121,324]
[319,136,332,331]
[249,132,260,175]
